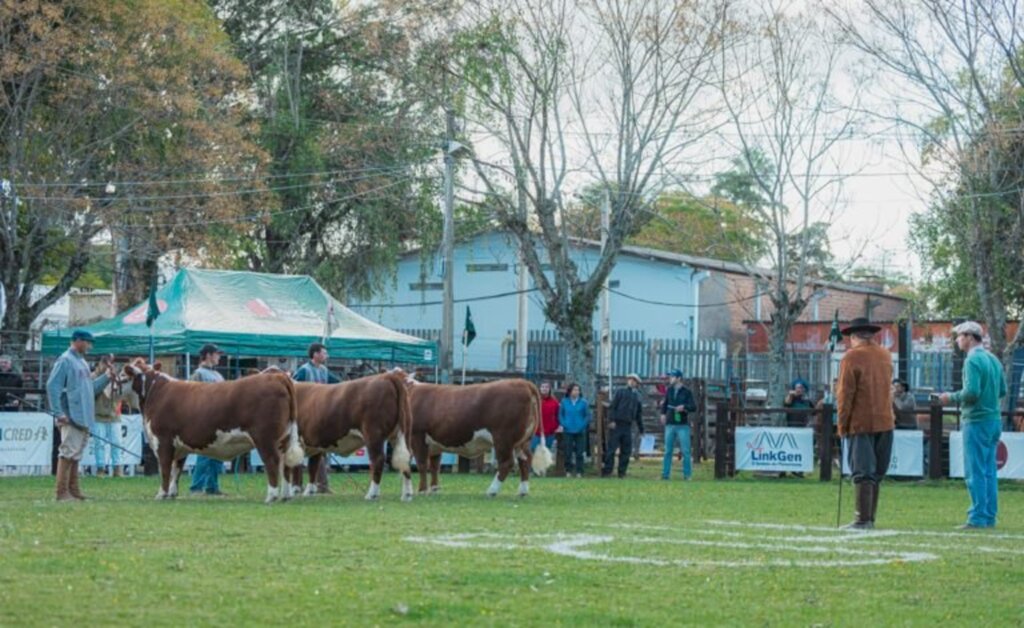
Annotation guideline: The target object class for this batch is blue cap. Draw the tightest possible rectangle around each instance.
[71,330,94,342]
[667,369,684,378]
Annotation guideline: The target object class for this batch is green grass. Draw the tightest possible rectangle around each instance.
[1,461,1022,627]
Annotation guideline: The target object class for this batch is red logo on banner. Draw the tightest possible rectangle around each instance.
[124,300,167,324]
[997,441,1008,470]
[246,298,276,318]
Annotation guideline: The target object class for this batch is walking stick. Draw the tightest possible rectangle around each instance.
[836,451,844,528]
[827,310,844,528]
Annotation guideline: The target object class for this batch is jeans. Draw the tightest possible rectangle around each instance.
[662,424,691,479]
[602,429,633,476]
[189,456,223,493]
[562,432,586,474]
[963,419,1001,527]
[530,435,556,451]
[93,421,121,470]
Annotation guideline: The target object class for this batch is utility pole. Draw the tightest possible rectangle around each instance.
[440,107,456,384]
[515,252,529,373]
[600,188,612,394]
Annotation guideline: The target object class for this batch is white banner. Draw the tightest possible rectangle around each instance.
[735,427,814,472]
[85,414,143,466]
[251,449,457,469]
[949,431,1024,479]
[842,430,924,477]
[0,412,53,474]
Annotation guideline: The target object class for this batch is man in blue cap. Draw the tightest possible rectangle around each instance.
[660,369,697,481]
[46,330,111,501]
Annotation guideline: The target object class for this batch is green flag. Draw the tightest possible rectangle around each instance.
[828,309,842,352]
[463,306,476,347]
[145,280,161,328]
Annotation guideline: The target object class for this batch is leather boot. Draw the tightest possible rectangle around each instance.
[870,481,881,525]
[68,461,87,501]
[55,459,74,502]
[112,466,123,478]
[842,482,874,530]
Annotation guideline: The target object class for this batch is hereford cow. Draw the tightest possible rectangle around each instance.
[288,371,414,501]
[408,378,554,497]
[124,360,304,503]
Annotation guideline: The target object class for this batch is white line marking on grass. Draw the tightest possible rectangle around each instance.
[704,520,1024,541]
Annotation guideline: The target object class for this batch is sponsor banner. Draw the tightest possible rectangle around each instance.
[949,431,1024,479]
[410,452,459,469]
[842,430,923,477]
[735,427,814,472]
[86,414,144,466]
[0,412,53,473]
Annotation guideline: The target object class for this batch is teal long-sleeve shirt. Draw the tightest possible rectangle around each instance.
[949,346,1006,422]
[46,348,110,430]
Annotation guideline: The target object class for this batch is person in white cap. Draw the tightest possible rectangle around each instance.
[601,373,645,478]
[939,321,1006,529]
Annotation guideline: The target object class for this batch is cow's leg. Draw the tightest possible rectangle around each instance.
[400,471,414,502]
[487,445,515,497]
[411,434,431,495]
[155,443,174,500]
[258,445,282,504]
[429,454,442,494]
[168,457,186,498]
[289,464,304,497]
[364,439,385,501]
[516,446,531,497]
[303,455,321,496]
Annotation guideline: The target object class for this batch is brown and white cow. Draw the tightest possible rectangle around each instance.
[408,378,554,497]
[288,371,414,501]
[124,360,304,503]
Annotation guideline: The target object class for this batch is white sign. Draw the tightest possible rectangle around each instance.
[735,427,814,472]
[86,414,144,466]
[0,412,53,473]
[638,434,656,455]
[949,431,1024,479]
[842,430,924,477]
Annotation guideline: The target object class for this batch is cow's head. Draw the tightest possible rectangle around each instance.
[122,358,165,408]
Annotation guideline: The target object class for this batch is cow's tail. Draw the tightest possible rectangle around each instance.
[529,382,554,475]
[389,373,412,474]
[280,375,305,468]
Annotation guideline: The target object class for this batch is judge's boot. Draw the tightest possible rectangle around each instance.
[842,482,874,530]
[68,461,88,501]
[55,458,75,502]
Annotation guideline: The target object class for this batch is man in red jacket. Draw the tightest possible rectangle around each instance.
[532,381,560,453]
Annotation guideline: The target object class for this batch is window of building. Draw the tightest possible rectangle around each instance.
[409,282,443,291]
[466,263,509,272]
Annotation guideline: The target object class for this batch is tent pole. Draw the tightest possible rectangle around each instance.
[185,352,191,379]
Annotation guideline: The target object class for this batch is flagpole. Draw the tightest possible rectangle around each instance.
[460,331,468,386]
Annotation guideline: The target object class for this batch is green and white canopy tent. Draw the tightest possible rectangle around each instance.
[42,268,436,364]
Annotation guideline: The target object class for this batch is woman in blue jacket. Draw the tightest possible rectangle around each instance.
[559,383,591,477]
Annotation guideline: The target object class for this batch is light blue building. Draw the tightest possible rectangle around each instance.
[349,231,715,372]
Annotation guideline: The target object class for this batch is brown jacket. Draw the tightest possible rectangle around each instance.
[836,341,894,436]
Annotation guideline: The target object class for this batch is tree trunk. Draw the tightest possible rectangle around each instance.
[767,315,792,421]
[562,323,598,406]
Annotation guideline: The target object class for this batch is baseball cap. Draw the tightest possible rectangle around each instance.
[952,321,984,338]
[71,330,95,342]
[666,369,684,378]
[199,343,222,357]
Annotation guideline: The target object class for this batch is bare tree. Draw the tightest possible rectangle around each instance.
[718,5,857,406]
[831,0,1024,391]
[457,0,728,396]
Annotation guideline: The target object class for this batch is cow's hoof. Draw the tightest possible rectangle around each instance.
[154,493,168,501]
[401,493,413,503]
[364,495,380,502]
[417,490,428,496]
[485,492,498,498]
[518,492,529,499]
[430,486,441,495]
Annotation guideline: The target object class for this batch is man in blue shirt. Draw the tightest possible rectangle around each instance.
[660,369,697,481]
[188,344,226,496]
[46,330,110,501]
[293,342,333,493]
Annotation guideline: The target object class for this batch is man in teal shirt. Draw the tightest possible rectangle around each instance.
[189,344,226,496]
[939,321,1007,529]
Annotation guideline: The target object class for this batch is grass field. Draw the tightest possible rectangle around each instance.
[1,461,1022,627]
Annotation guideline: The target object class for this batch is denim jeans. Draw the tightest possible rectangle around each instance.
[562,432,586,474]
[93,421,121,470]
[963,418,1001,527]
[662,424,692,479]
[530,435,556,451]
[189,456,223,493]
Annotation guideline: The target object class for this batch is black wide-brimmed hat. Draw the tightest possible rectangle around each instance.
[841,317,881,336]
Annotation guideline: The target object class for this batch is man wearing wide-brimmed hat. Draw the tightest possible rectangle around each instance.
[46,330,110,501]
[836,317,894,530]
[601,373,645,478]
[939,321,1006,529]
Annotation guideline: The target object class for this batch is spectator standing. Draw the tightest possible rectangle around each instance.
[892,380,917,429]
[601,374,645,478]
[292,342,332,493]
[188,344,226,496]
[660,369,697,481]
[92,356,123,477]
[532,381,560,453]
[782,378,814,477]
[836,318,895,530]
[559,383,591,477]
[939,321,1007,530]
[0,355,23,411]
[46,330,110,501]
